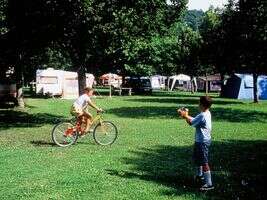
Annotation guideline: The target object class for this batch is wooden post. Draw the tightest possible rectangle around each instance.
[109,84,112,98]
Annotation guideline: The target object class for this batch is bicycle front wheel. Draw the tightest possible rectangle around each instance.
[93,121,118,145]
[52,121,78,147]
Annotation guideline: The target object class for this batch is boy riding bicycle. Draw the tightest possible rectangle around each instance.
[70,87,102,135]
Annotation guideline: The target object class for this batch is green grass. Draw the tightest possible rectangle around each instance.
[0,91,267,200]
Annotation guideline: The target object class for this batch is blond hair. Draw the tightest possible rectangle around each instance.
[84,87,93,93]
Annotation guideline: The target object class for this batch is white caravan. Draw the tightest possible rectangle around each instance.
[150,75,167,89]
[36,68,95,99]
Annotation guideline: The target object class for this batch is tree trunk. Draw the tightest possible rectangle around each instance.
[15,66,25,108]
[219,72,225,97]
[191,76,196,94]
[191,82,194,94]
[205,73,208,95]
[77,66,87,96]
[253,72,259,103]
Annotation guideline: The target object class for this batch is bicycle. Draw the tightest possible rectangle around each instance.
[51,111,118,147]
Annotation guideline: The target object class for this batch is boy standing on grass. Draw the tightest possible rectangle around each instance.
[178,96,214,191]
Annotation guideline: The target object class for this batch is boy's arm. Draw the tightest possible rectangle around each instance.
[177,109,201,126]
[88,101,102,112]
[184,115,194,125]
[177,109,193,124]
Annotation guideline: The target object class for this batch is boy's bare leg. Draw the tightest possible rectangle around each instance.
[77,115,86,133]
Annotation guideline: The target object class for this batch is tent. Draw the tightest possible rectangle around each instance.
[222,74,267,100]
[36,68,95,99]
[197,74,222,92]
[99,73,122,88]
[150,75,167,89]
[167,74,191,91]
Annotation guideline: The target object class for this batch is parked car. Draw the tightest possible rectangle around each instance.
[124,77,152,94]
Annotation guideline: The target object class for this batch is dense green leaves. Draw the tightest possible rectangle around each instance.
[0,0,189,77]
[0,0,8,34]
[0,0,266,91]
[183,9,204,31]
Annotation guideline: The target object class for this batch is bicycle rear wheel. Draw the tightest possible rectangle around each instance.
[52,121,78,147]
[93,121,118,145]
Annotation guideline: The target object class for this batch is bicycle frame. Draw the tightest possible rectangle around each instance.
[91,112,104,126]
[72,112,104,134]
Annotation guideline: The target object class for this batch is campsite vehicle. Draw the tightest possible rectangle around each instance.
[99,73,122,88]
[197,74,222,92]
[124,77,152,94]
[150,75,167,90]
[167,74,191,91]
[36,68,95,99]
[0,81,17,104]
[222,73,267,100]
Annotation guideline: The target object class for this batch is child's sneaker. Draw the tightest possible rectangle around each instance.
[200,184,214,191]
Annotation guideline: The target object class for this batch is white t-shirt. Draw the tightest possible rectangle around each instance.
[73,94,91,110]
[191,110,212,143]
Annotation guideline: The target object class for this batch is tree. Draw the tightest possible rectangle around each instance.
[0,0,8,35]
[83,0,189,77]
[204,0,267,102]
[1,0,189,100]
[234,0,267,102]
[199,7,222,76]
[183,9,204,31]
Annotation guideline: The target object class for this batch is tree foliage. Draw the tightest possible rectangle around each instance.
[0,0,8,35]
[199,0,267,101]
[1,0,266,101]
[183,9,204,31]
[0,0,189,92]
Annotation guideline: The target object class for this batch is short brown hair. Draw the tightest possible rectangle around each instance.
[200,96,212,109]
[84,87,93,92]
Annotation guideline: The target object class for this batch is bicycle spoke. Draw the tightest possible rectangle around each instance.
[93,121,117,145]
[52,122,78,147]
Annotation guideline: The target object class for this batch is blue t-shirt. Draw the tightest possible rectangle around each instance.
[191,110,212,143]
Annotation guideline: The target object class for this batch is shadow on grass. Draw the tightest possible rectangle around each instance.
[151,91,220,98]
[107,106,267,123]
[30,140,57,147]
[0,102,15,109]
[106,140,267,200]
[30,135,96,147]
[125,97,243,105]
[0,109,66,131]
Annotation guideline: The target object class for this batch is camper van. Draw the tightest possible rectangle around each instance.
[124,77,152,94]
[99,73,122,88]
[36,68,95,99]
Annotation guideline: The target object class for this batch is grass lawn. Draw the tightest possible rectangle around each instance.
[0,91,267,200]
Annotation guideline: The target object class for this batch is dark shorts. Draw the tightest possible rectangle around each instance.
[193,141,211,166]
